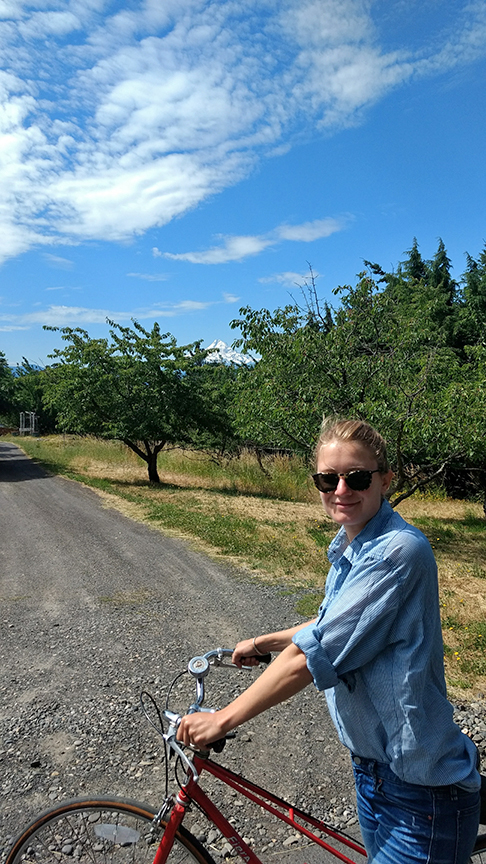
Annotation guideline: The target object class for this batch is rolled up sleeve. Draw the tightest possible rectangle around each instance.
[291,545,421,693]
[293,624,340,690]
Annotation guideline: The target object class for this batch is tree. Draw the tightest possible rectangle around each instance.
[455,245,486,347]
[42,320,231,483]
[230,264,486,504]
[0,350,14,422]
[9,360,58,433]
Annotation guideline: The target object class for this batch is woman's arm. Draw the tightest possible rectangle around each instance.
[177,641,313,749]
[232,619,317,667]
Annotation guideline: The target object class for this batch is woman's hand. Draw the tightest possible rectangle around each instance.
[232,622,317,668]
[178,711,227,749]
[232,638,263,668]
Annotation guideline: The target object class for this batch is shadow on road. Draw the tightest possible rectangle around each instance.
[0,441,50,482]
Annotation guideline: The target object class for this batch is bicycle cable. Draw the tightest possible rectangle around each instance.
[140,690,170,798]
[164,669,188,710]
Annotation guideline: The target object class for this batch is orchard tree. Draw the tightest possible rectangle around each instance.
[42,320,231,483]
[230,264,486,504]
[9,360,57,433]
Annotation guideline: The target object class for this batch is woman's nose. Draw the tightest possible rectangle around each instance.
[335,476,350,494]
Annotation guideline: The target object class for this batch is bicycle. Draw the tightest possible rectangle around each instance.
[6,648,486,864]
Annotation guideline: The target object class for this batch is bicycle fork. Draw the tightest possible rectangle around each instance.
[151,794,188,864]
[152,764,258,864]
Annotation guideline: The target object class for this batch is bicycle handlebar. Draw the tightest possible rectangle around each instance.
[161,646,272,781]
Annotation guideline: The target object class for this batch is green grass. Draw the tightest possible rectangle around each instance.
[295,592,325,617]
[11,434,486,696]
[17,435,314,502]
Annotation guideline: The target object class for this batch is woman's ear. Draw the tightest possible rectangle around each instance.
[381,470,394,495]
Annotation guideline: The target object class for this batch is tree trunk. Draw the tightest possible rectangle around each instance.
[122,438,165,484]
[147,452,160,484]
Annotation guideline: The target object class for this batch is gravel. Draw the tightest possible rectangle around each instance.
[1,600,484,864]
[0,443,484,863]
[0,595,360,864]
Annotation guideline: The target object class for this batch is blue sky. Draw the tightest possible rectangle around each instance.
[1,0,486,366]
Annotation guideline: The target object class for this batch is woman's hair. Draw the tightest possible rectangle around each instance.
[314,417,390,473]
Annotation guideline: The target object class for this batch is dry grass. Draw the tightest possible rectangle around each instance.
[14,435,486,698]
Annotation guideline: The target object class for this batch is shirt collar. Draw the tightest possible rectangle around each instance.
[327,498,394,563]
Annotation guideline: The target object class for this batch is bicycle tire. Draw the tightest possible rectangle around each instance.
[5,796,216,864]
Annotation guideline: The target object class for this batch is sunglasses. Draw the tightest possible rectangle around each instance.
[312,469,381,493]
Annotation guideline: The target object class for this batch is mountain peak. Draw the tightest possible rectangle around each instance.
[205,340,254,366]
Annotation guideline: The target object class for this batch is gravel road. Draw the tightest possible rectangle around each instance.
[0,442,361,863]
[1,442,484,864]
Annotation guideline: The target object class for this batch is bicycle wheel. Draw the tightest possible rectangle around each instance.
[470,834,486,862]
[5,797,216,864]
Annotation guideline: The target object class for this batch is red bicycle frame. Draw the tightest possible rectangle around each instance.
[153,752,367,864]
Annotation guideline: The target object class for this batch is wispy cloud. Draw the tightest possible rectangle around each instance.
[259,271,313,287]
[277,219,344,242]
[0,1,484,261]
[0,292,240,329]
[43,254,74,270]
[164,234,275,264]
[164,218,346,264]
[127,272,170,281]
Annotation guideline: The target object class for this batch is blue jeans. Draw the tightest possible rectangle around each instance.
[352,756,480,864]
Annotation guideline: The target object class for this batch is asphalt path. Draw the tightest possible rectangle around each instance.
[0,441,359,863]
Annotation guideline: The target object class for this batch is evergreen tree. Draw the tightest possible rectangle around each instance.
[0,351,14,422]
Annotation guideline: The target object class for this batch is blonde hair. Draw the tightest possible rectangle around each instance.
[314,417,390,473]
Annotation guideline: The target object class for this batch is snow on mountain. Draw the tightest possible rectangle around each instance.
[205,340,255,366]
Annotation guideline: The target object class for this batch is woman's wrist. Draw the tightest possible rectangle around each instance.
[252,636,266,656]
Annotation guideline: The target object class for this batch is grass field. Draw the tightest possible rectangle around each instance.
[12,435,486,699]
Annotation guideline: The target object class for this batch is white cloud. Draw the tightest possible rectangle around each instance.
[43,253,74,269]
[163,217,346,264]
[127,272,169,281]
[276,218,345,242]
[18,11,82,39]
[259,271,311,287]
[164,234,274,264]
[172,300,211,311]
[0,292,235,328]
[0,1,483,260]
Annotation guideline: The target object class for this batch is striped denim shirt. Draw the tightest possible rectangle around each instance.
[293,499,480,790]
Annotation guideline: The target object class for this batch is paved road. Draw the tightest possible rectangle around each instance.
[0,442,360,863]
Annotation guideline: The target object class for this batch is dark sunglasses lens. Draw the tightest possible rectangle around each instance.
[345,471,373,490]
[312,473,339,492]
[312,470,374,492]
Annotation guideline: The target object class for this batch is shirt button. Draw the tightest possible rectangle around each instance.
[354,756,361,765]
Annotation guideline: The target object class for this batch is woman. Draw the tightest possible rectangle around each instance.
[178,418,481,863]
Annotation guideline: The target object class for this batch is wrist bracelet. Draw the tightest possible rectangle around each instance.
[252,636,266,656]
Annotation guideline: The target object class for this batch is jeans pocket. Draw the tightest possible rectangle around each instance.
[377,775,434,818]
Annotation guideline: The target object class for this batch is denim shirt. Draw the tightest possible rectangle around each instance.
[293,499,480,790]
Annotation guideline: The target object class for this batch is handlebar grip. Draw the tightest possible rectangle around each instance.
[210,732,236,753]
[240,652,272,668]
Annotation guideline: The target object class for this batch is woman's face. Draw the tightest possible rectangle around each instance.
[316,439,393,541]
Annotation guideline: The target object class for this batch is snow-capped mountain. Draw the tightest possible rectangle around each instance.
[205,340,255,367]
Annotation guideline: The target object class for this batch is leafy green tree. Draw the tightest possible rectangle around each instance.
[230,264,486,504]
[0,350,14,422]
[9,360,57,433]
[43,320,231,482]
[455,245,486,346]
